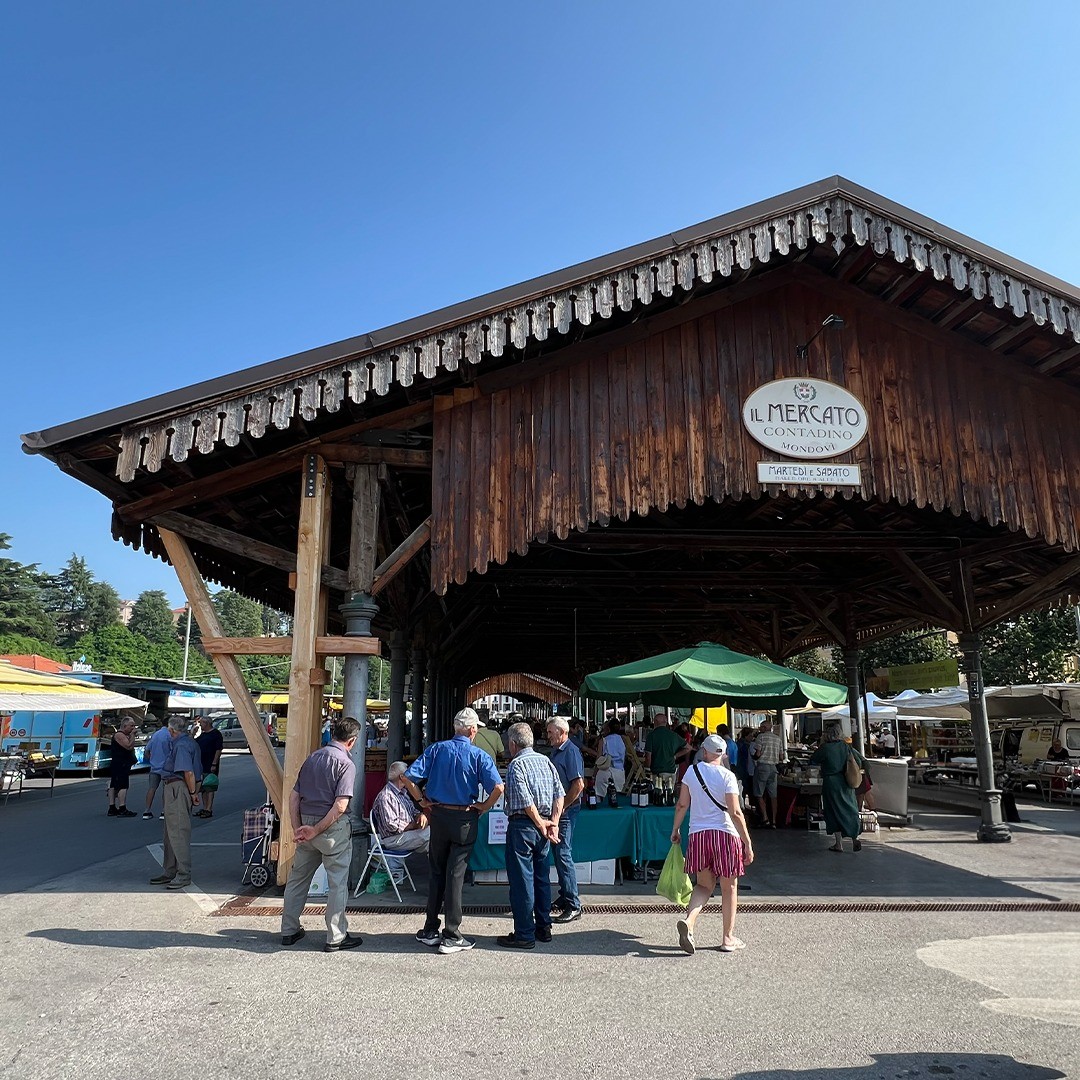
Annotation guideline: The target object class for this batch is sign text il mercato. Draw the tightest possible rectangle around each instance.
[742,378,869,460]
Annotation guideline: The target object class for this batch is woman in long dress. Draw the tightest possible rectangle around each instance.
[809,721,868,853]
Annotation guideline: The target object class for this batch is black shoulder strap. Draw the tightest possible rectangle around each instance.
[692,763,728,816]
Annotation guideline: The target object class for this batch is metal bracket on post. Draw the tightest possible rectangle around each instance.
[304,454,319,498]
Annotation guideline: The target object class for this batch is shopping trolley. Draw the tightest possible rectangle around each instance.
[242,803,278,889]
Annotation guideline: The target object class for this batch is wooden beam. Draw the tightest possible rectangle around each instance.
[321,445,432,469]
[153,511,350,592]
[154,527,284,814]
[202,635,381,656]
[979,555,1080,628]
[888,549,966,628]
[371,517,432,597]
[279,455,333,884]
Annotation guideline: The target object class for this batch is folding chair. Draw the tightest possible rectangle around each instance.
[353,813,418,903]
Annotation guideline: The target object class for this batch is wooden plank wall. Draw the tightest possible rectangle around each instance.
[430,279,1080,594]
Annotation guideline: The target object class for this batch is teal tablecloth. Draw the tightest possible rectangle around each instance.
[470,804,639,871]
[635,805,689,863]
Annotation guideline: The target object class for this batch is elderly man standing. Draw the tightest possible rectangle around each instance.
[751,718,783,829]
[142,720,173,820]
[149,717,202,889]
[402,707,503,954]
[371,761,430,854]
[498,722,564,949]
[644,711,684,799]
[281,716,362,952]
[546,717,584,924]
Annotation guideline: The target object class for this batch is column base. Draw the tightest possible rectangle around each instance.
[976,822,1012,843]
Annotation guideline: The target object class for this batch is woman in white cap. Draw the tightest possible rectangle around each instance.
[670,733,754,954]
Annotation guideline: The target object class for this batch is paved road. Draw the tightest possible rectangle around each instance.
[0,751,271,892]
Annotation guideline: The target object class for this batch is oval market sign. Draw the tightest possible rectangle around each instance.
[742,378,869,460]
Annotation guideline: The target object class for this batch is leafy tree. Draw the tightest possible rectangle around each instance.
[128,590,177,645]
[42,555,95,645]
[981,605,1080,685]
[0,633,67,663]
[785,647,841,683]
[86,581,121,633]
[0,534,55,642]
[71,623,211,679]
[852,629,956,676]
[213,590,264,638]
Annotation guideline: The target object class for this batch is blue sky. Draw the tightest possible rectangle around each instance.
[3,1,1079,605]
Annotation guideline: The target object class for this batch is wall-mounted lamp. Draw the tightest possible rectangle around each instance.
[794,314,845,361]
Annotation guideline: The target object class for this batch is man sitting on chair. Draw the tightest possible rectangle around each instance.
[371,761,430,853]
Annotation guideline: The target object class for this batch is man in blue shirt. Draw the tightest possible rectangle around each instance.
[546,717,585,923]
[141,721,173,820]
[718,723,738,769]
[402,708,503,954]
[149,717,203,889]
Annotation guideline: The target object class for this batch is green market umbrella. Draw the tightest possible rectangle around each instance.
[579,641,848,711]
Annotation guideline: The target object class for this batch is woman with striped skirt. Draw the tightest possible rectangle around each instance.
[670,734,754,954]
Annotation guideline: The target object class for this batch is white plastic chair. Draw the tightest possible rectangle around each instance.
[353,812,417,903]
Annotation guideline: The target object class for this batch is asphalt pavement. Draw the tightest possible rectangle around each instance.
[2,761,1080,1079]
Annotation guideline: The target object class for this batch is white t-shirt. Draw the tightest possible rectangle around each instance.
[683,760,740,839]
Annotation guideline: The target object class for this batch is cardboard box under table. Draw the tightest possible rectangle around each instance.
[470,805,637,885]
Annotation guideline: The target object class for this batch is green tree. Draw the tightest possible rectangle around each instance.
[0,534,54,641]
[785,647,841,683]
[0,633,67,663]
[42,554,95,645]
[207,589,291,691]
[86,581,121,633]
[128,590,177,645]
[213,590,264,638]
[981,606,1080,685]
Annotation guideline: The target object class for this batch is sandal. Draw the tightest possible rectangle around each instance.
[676,919,695,956]
[719,937,746,952]
[828,844,844,853]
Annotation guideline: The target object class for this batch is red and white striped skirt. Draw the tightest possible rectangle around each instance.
[685,829,745,879]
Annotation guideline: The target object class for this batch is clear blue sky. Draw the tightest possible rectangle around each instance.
[4,1,1079,605]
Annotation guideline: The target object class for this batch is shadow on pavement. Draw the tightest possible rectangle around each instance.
[722,1054,1064,1079]
[27,927,281,952]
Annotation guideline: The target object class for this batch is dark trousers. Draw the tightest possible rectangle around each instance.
[425,807,477,938]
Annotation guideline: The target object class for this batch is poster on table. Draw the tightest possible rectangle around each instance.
[487,810,508,845]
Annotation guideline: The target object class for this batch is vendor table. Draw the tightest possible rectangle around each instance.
[470,803,638,871]
[635,804,688,863]
[777,779,823,827]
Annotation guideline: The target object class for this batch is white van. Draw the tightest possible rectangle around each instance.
[1018,721,1080,764]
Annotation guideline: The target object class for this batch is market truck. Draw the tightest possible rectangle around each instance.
[1018,720,1080,764]
[0,709,147,772]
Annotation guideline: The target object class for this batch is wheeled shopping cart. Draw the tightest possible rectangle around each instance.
[241,803,278,889]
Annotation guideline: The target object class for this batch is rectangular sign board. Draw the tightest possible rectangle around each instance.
[886,659,961,692]
[757,462,861,486]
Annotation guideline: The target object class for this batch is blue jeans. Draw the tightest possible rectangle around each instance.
[506,816,552,943]
[552,805,580,912]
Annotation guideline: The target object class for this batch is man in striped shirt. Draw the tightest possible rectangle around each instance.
[751,719,783,828]
[498,722,564,949]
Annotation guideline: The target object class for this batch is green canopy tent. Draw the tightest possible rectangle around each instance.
[578,641,848,711]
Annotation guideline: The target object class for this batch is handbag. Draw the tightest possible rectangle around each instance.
[656,843,693,907]
[843,749,863,789]
[201,772,219,792]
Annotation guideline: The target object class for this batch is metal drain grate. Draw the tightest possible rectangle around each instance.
[215,897,1080,917]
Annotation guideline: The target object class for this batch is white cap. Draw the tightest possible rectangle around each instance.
[701,734,726,755]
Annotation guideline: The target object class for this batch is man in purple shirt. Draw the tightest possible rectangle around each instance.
[280,716,361,953]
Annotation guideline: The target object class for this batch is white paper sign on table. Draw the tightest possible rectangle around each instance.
[487,810,508,845]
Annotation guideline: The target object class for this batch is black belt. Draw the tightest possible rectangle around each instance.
[431,802,472,811]
[509,811,551,820]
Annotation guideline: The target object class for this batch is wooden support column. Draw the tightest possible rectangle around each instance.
[341,463,380,822]
[156,527,284,814]
[279,455,333,884]
[410,648,426,753]
[387,631,408,763]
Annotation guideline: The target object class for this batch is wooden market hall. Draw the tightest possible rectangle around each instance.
[23,176,1080,878]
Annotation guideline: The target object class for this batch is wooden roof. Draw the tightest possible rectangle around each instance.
[21,177,1080,686]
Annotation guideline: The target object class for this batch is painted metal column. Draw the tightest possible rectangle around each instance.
[410,648,426,753]
[386,630,408,763]
[842,648,864,753]
[960,632,1011,843]
[341,592,378,821]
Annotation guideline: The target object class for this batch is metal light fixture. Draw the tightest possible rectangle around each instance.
[795,314,845,360]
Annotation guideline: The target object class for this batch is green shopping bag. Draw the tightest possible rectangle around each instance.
[656,843,693,907]
[365,870,391,894]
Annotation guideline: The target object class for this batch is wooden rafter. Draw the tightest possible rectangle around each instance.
[371,517,432,597]
[201,635,380,656]
[155,526,284,813]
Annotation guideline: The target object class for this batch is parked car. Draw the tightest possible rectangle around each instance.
[213,713,249,751]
